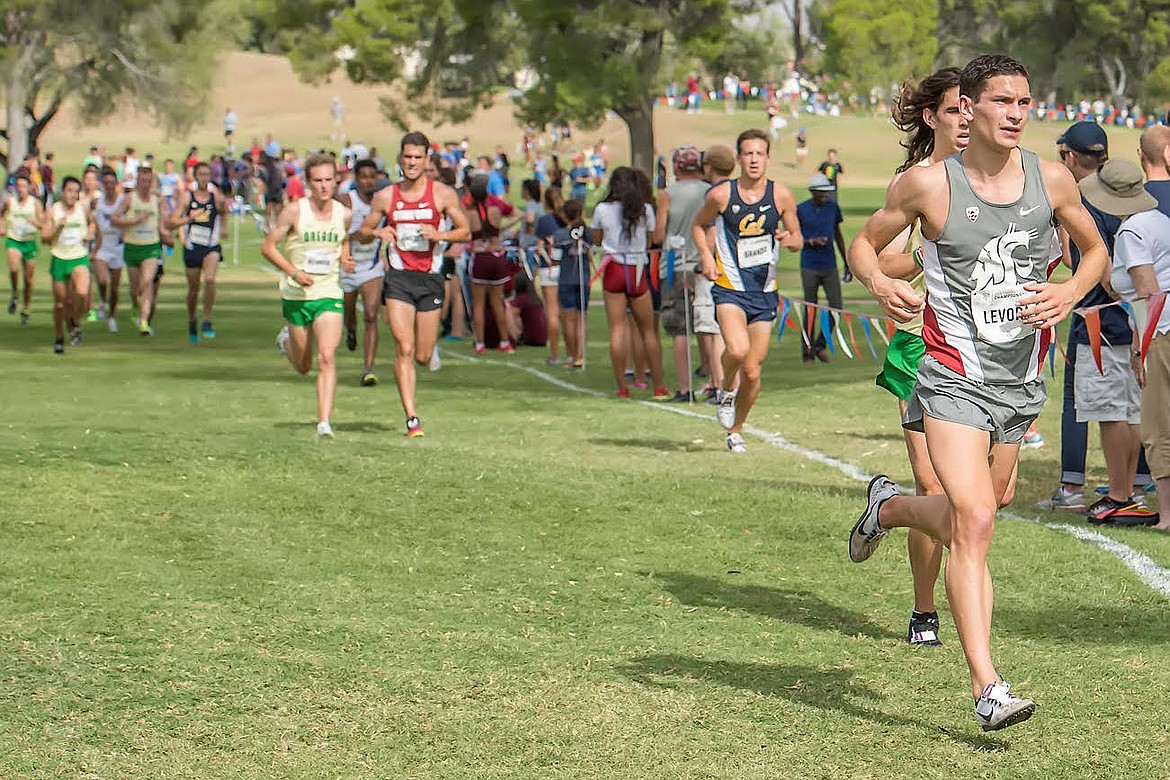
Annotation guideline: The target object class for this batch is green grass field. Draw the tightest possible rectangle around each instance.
[3,197,1170,779]
[6,55,1170,777]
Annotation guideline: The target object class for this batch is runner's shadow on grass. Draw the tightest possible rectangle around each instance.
[650,571,900,641]
[271,420,393,433]
[589,437,709,453]
[620,654,1008,753]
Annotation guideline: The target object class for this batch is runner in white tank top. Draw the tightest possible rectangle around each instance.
[340,159,384,386]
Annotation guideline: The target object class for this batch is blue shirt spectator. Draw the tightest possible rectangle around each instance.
[796,190,843,271]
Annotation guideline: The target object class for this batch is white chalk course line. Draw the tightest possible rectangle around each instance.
[454,353,1170,600]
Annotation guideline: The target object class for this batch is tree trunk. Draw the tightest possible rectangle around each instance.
[617,98,656,176]
[793,0,803,69]
[3,42,35,174]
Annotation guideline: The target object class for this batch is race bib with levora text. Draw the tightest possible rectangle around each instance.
[971,283,1030,344]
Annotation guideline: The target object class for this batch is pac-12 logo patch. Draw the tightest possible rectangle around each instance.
[966,206,980,223]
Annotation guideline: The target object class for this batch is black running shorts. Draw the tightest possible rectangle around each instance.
[384,267,444,312]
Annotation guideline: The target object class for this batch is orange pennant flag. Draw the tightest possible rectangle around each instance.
[1141,292,1167,360]
[1084,308,1104,374]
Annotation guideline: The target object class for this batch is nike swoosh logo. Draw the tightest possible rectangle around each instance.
[760,205,772,212]
[1019,205,1041,216]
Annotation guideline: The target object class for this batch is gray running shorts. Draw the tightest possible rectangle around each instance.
[903,356,1046,445]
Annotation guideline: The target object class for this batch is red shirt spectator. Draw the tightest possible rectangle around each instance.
[285,172,305,201]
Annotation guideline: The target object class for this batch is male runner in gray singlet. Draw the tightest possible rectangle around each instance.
[845,55,1109,731]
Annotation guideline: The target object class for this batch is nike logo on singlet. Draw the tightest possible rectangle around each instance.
[1019,204,1041,216]
[759,204,772,212]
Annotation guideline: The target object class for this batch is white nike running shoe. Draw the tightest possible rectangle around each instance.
[726,432,747,453]
[276,325,290,355]
[107,317,118,333]
[975,681,1035,731]
[716,390,737,430]
[849,475,898,563]
[317,421,335,439]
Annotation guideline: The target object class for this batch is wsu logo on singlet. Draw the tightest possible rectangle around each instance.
[968,223,1038,344]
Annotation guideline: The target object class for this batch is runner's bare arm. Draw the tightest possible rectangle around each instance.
[433,184,472,243]
[85,210,97,243]
[359,189,392,243]
[33,200,44,228]
[339,206,355,274]
[217,192,230,242]
[1019,161,1108,330]
[774,184,803,252]
[261,202,312,285]
[109,196,137,228]
[876,172,919,280]
[848,168,929,322]
[691,182,730,280]
[167,193,190,229]
[651,190,670,247]
[41,208,60,243]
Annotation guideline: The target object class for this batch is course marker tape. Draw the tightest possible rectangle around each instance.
[455,353,1170,600]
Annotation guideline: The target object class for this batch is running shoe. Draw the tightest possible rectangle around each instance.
[86,308,98,323]
[360,371,378,387]
[1021,427,1045,449]
[188,321,199,344]
[406,416,425,438]
[1036,485,1085,511]
[842,270,854,283]
[652,387,671,401]
[276,325,290,355]
[20,311,29,325]
[908,611,942,646]
[716,390,737,429]
[107,317,118,333]
[632,380,649,390]
[815,349,830,363]
[497,341,515,354]
[69,327,82,347]
[546,357,562,366]
[346,327,357,352]
[1086,495,1159,527]
[624,369,635,381]
[442,334,464,342]
[430,345,442,371]
[96,301,108,320]
[706,388,722,405]
[694,366,709,378]
[316,421,334,439]
[975,681,1035,732]
[201,321,216,340]
[6,297,15,315]
[667,390,695,403]
[53,339,64,354]
[137,318,153,336]
[726,432,748,453]
[473,343,487,355]
[849,475,898,563]
[615,388,630,398]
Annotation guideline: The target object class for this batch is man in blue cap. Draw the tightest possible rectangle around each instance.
[1038,120,1156,521]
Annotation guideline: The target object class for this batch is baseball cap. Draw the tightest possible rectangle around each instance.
[703,144,736,175]
[1057,121,1107,155]
[1078,159,1157,217]
[808,173,835,192]
[672,145,702,172]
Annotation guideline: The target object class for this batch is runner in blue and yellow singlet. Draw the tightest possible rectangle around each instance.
[691,128,802,454]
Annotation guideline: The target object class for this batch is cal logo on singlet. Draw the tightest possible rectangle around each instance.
[919,150,1063,384]
[713,180,781,292]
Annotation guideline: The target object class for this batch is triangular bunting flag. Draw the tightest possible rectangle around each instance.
[1084,308,1104,374]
